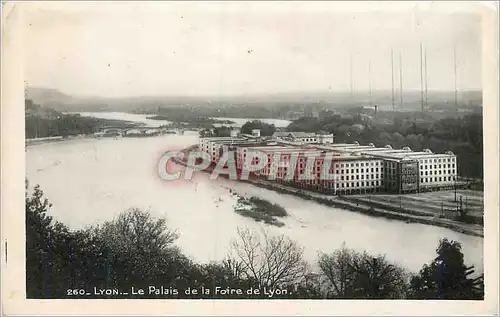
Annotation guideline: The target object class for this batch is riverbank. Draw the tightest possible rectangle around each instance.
[173,148,483,238]
[26,135,86,146]
[25,132,177,147]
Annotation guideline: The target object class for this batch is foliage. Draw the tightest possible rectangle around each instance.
[213,126,232,137]
[241,120,276,136]
[234,196,287,226]
[25,99,137,138]
[318,244,409,299]
[26,183,195,298]
[248,197,288,217]
[286,117,323,133]
[286,112,483,178]
[228,228,309,289]
[408,238,484,299]
[26,183,484,299]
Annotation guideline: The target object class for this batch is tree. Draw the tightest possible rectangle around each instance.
[318,244,408,299]
[286,117,321,133]
[318,244,358,298]
[228,228,309,289]
[95,208,190,291]
[213,126,231,137]
[241,120,276,136]
[348,253,409,299]
[26,181,75,298]
[26,183,198,299]
[408,238,484,299]
[198,260,258,298]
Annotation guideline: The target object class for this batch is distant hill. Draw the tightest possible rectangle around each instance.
[26,87,75,106]
[26,87,482,113]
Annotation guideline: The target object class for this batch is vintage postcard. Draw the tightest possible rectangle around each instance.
[1,1,498,315]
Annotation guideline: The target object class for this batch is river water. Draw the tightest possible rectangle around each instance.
[70,112,291,128]
[71,112,173,127]
[26,112,483,274]
[209,117,291,128]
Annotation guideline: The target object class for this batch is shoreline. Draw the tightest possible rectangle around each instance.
[25,136,483,238]
[173,148,483,238]
[25,133,175,147]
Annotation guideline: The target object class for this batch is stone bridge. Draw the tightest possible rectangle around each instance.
[98,127,201,136]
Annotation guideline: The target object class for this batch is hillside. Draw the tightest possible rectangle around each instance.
[26,87,482,114]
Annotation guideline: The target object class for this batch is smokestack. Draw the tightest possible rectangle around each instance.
[419,43,424,112]
[399,52,403,109]
[391,49,395,112]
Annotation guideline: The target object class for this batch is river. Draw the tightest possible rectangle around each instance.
[69,111,291,128]
[71,111,173,127]
[26,112,483,274]
[209,117,291,128]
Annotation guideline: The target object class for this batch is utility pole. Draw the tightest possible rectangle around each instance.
[420,43,424,112]
[391,49,396,112]
[399,52,404,109]
[454,178,457,202]
[424,46,428,109]
[349,52,354,99]
[459,195,463,216]
[453,44,458,112]
[369,60,373,107]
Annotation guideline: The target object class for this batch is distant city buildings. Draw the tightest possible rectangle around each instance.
[198,133,458,195]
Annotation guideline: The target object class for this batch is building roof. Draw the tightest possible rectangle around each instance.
[272,131,316,138]
[332,155,383,162]
[256,147,318,153]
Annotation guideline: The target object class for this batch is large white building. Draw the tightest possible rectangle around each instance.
[310,143,458,193]
[199,137,246,163]
[199,136,458,194]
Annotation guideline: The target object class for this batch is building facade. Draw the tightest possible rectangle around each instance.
[198,135,458,195]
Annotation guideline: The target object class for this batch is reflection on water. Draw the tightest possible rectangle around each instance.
[209,117,291,128]
[71,112,291,129]
[26,134,483,274]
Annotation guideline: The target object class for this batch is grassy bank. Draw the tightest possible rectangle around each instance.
[234,195,287,227]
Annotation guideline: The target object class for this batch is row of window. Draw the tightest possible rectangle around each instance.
[338,168,384,174]
[421,176,456,183]
[283,180,384,188]
[340,174,382,180]
[421,158,455,163]
[299,138,317,142]
[421,164,456,169]
[337,161,382,168]
[421,169,456,176]
[337,181,383,188]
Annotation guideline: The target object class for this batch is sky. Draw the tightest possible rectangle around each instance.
[23,2,484,97]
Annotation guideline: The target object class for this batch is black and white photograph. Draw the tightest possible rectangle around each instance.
[1,1,499,315]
